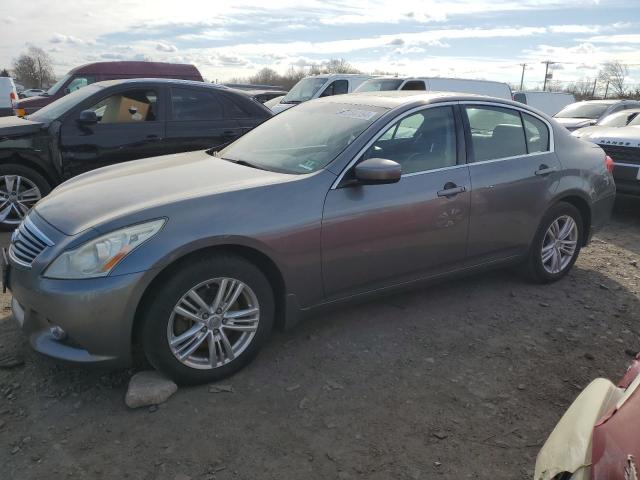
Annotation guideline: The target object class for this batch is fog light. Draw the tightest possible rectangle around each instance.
[49,326,67,341]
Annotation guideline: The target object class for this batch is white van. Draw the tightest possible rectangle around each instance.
[0,77,18,117]
[270,74,372,113]
[355,76,513,100]
[513,91,575,116]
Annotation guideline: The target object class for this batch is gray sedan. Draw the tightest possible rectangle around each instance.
[5,92,616,384]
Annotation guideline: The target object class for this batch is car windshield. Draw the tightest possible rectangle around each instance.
[28,85,103,122]
[281,77,328,104]
[46,74,72,96]
[355,79,404,92]
[598,110,636,127]
[217,102,386,174]
[555,103,612,119]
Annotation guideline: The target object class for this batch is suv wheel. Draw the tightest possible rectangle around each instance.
[0,164,50,228]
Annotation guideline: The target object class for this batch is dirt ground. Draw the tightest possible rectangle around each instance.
[1,196,639,480]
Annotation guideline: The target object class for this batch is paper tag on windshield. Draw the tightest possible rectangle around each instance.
[336,109,377,121]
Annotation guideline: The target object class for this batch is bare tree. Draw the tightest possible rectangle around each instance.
[0,69,9,77]
[598,61,629,97]
[12,46,55,89]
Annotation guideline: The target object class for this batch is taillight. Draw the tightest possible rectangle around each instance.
[9,92,16,101]
[605,155,615,173]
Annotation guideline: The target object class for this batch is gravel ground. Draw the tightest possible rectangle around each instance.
[1,196,639,480]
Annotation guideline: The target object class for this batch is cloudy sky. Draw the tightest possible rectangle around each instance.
[2,0,639,88]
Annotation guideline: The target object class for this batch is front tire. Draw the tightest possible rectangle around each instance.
[0,164,51,229]
[141,254,275,385]
[525,202,583,284]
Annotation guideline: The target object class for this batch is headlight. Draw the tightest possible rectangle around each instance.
[44,219,165,279]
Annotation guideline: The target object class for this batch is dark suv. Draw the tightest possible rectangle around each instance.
[0,79,272,226]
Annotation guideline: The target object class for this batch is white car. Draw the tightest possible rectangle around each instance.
[554,99,640,131]
[355,76,513,100]
[270,74,372,114]
[18,88,46,98]
[0,77,18,117]
[513,91,575,116]
[572,108,640,138]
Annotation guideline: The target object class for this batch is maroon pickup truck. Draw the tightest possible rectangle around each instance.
[14,61,203,116]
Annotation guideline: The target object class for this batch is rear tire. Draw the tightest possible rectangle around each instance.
[141,254,275,385]
[525,202,583,284]
[0,164,51,230]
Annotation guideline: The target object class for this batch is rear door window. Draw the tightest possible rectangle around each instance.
[170,87,223,121]
[465,106,527,162]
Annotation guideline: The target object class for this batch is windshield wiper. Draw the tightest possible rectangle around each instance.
[281,100,302,104]
[219,157,269,171]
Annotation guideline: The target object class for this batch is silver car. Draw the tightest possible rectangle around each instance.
[4,92,616,384]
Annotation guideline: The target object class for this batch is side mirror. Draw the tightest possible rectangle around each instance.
[354,158,401,185]
[77,110,98,125]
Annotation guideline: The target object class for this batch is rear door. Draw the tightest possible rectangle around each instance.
[58,86,165,177]
[321,105,471,298]
[165,86,241,152]
[462,103,560,264]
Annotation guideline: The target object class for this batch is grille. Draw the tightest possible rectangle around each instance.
[9,216,54,267]
[598,144,640,166]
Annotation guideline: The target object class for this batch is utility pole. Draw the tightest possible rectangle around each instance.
[519,63,527,91]
[541,60,556,91]
[591,78,597,98]
[604,80,610,99]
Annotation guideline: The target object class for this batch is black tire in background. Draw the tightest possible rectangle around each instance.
[0,163,51,230]
[141,254,275,385]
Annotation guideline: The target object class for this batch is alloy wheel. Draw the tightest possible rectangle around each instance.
[167,277,260,370]
[0,175,42,225]
[541,215,578,275]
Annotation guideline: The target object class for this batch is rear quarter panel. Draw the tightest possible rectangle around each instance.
[552,123,616,232]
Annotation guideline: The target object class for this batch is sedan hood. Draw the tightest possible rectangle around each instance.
[36,150,295,235]
[554,117,597,130]
[578,125,640,146]
[0,115,44,137]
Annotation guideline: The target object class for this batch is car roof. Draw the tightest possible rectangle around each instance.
[579,99,627,104]
[91,78,232,90]
[69,61,200,76]
[318,90,525,110]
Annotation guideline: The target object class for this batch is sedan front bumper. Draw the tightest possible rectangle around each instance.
[9,266,148,367]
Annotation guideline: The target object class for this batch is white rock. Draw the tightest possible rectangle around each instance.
[125,371,177,409]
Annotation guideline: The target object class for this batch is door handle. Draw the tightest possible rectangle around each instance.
[146,135,162,142]
[223,130,237,137]
[535,164,557,176]
[437,183,466,198]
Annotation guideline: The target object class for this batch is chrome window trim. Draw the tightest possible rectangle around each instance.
[330,100,555,190]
